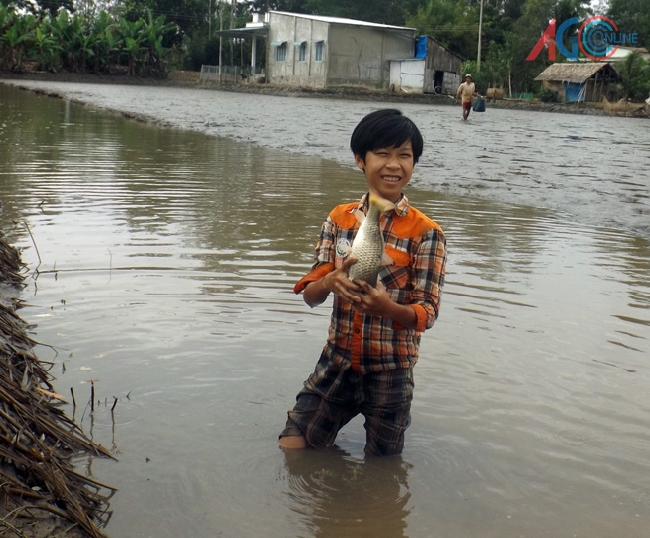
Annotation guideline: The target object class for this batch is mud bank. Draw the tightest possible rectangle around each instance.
[1,70,634,116]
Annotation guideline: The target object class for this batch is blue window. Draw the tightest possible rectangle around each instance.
[299,42,307,62]
[315,41,324,62]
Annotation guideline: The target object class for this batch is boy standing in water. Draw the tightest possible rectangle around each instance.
[279,109,447,456]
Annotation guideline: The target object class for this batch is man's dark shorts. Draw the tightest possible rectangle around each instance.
[280,352,414,456]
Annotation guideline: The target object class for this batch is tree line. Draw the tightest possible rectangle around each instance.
[0,1,177,76]
[1,0,649,100]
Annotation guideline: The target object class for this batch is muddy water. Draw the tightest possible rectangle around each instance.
[2,78,649,240]
[0,84,649,538]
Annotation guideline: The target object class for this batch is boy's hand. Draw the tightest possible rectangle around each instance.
[352,280,418,329]
[352,280,391,316]
[322,257,362,303]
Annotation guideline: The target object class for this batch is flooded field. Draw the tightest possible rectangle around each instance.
[2,78,650,241]
[0,82,649,538]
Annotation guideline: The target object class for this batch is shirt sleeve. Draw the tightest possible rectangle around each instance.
[293,217,337,294]
[409,228,447,332]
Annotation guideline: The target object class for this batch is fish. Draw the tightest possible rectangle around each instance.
[348,191,395,287]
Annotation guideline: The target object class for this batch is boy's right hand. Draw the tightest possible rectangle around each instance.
[323,257,362,303]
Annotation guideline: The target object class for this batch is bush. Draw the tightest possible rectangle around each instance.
[538,88,557,102]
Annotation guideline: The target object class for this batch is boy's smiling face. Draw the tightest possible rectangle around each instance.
[354,141,415,203]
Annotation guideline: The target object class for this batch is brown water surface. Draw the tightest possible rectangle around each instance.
[0,85,649,538]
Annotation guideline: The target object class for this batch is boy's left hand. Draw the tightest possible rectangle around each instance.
[353,280,391,316]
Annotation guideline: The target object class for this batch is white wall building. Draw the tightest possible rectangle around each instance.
[266,11,416,90]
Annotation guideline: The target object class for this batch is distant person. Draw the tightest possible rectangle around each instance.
[456,74,479,120]
[278,109,447,456]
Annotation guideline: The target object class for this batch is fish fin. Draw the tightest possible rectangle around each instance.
[380,251,394,266]
[354,209,365,224]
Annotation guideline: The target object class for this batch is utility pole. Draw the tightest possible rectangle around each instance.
[208,0,212,38]
[219,2,224,79]
[230,0,236,72]
[477,0,484,71]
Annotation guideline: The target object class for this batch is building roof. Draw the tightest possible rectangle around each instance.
[214,26,268,38]
[271,11,416,32]
[608,46,650,61]
[534,62,619,83]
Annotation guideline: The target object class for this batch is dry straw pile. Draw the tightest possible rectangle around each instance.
[0,232,116,538]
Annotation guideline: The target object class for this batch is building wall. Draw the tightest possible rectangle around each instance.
[389,59,426,92]
[425,38,462,74]
[424,37,462,95]
[326,25,415,89]
[267,13,416,89]
[542,80,567,101]
[267,12,328,87]
[441,72,461,95]
[542,78,617,102]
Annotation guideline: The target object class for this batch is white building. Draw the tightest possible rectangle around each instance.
[266,11,416,89]
[210,11,462,93]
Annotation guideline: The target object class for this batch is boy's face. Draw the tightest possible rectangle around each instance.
[354,141,415,203]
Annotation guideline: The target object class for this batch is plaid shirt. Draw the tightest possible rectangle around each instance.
[294,193,446,374]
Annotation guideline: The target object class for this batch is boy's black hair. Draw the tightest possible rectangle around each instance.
[350,108,424,164]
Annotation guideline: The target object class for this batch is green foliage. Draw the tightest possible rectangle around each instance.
[608,0,650,49]
[538,87,557,101]
[407,0,478,60]
[0,4,176,76]
[35,0,74,16]
[122,0,206,39]
[616,50,650,101]
[2,0,650,93]
[460,60,488,94]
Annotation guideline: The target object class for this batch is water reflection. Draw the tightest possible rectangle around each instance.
[282,448,410,538]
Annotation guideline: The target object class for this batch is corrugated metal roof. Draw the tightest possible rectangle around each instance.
[271,11,416,32]
[534,62,615,83]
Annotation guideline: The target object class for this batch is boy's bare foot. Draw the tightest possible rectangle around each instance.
[278,435,308,449]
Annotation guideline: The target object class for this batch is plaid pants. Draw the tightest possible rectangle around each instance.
[280,352,414,456]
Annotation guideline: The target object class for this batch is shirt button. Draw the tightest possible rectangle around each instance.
[355,328,361,334]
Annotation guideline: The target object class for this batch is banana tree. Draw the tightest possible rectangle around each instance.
[119,17,144,75]
[91,11,119,74]
[1,13,36,71]
[139,11,176,76]
[32,22,62,72]
[50,10,76,71]
[74,31,98,73]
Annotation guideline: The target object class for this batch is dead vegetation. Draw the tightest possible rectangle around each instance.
[0,232,116,538]
[602,96,649,117]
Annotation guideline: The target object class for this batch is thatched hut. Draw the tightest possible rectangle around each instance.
[534,63,619,103]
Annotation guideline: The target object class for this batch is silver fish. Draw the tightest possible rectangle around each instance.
[348,192,395,287]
